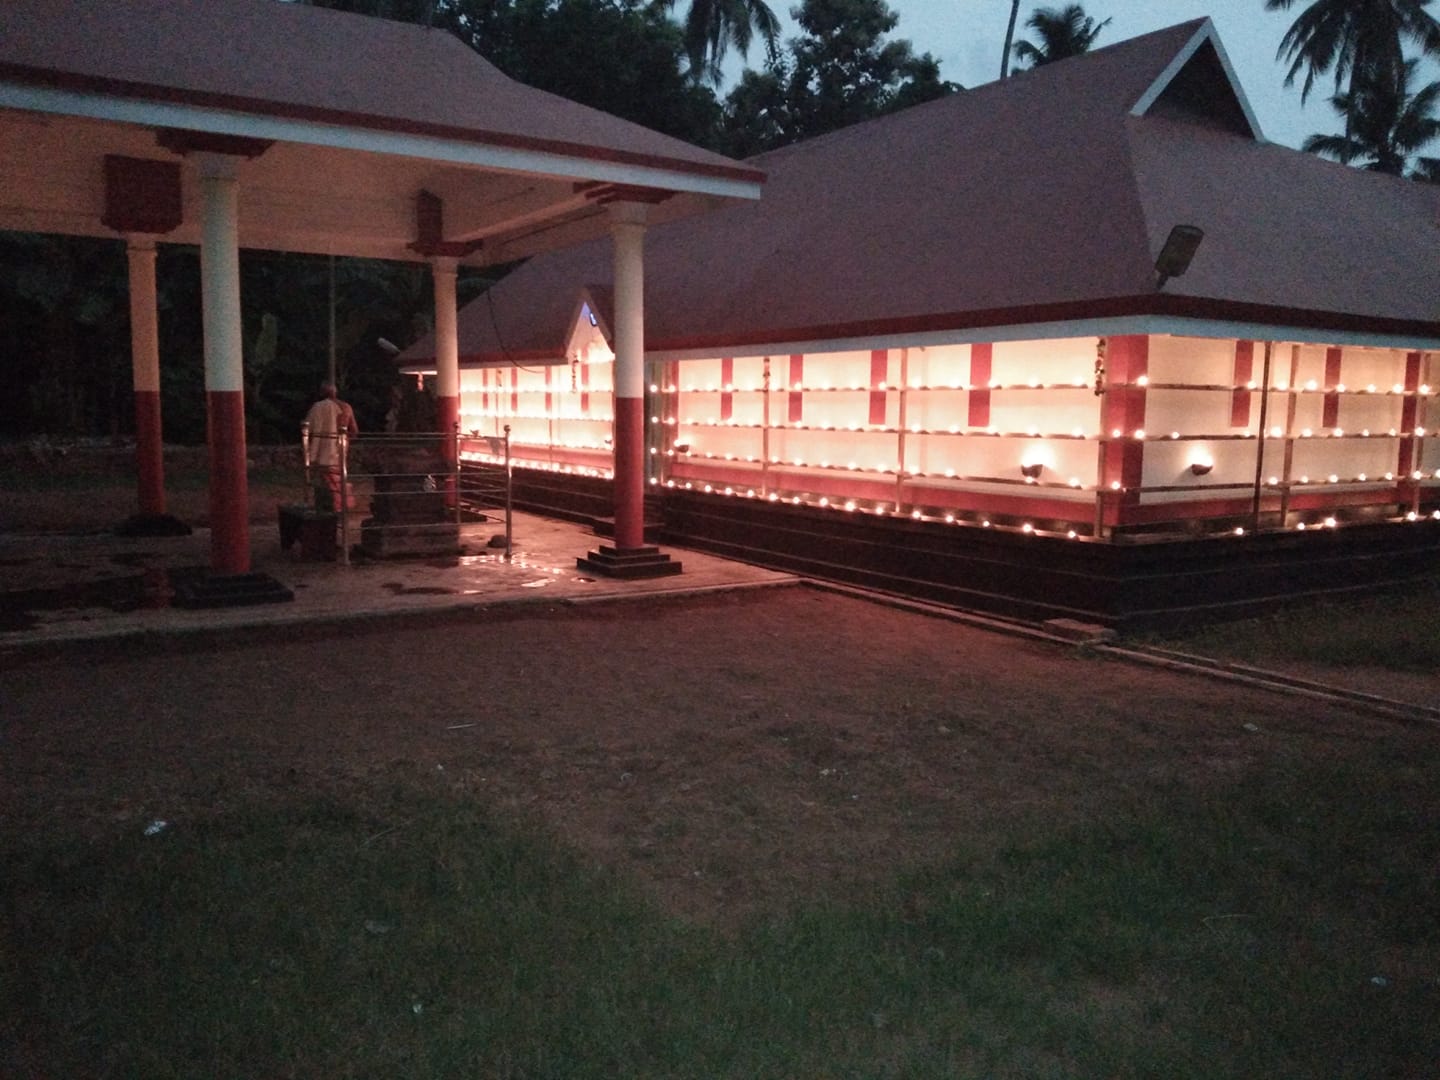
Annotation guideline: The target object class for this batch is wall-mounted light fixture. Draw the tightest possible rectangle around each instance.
[1020,461,1044,480]
[673,441,692,455]
[1155,224,1204,289]
[1189,457,1214,476]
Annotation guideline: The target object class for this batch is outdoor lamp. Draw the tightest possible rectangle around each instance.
[1155,224,1204,289]
[1020,461,1044,480]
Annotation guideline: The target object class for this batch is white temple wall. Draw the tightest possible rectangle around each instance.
[454,328,1436,535]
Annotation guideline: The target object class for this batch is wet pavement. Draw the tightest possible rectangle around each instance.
[0,511,798,653]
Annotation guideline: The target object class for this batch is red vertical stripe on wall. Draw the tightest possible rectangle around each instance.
[481,368,489,418]
[510,366,519,416]
[868,350,888,426]
[580,361,590,414]
[720,357,734,421]
[968,343,992,428]
[1323,347,1342,428]
[1099,335,1149,523]
[788,354,804,424]
[1231,340,1254,427]
[544,363,553,416]
[1398,350,1423,484]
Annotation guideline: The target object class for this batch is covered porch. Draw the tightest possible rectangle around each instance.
[0,0,762,578]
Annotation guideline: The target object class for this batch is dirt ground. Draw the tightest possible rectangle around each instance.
[3,452,1436,922]
[3,586,1432,924]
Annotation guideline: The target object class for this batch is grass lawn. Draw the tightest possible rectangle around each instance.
[4,749,1436,1079]
[1146,575,1440,673]
[0,447,302,532]
[3,454,1437,1076]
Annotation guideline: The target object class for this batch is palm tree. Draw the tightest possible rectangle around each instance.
[1011,5,1111,70]
[1001,0,1021,78]
[664,0,781,84]
[1303,58,1440,174]
[1266,0,1440,103]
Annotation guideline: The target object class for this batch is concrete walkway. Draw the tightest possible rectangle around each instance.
[0,511,798,652]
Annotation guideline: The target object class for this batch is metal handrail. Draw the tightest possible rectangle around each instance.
[296,424,512,562]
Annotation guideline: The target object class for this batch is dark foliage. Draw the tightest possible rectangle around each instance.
[720,0,958,157]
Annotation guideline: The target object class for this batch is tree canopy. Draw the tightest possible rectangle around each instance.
[308,0,724,146]
[1011,5,1111,70]
[659,0,782,85]
[1273,0,1440,180]
[1267,0,1440,103]
[720,0,957,157]
[1303,57,1440,175]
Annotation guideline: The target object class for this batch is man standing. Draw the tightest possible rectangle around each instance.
[305,381,358,512]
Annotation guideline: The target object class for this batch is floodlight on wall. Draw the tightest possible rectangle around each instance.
[1155,225,1204,289]
[1189,456,1214,476]
[1020,461,1044,480]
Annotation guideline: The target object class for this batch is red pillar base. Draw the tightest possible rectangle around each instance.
[576,544,682,579]
[207,389,250,574]
[134,389,166,516]
[437,393,459,508]
[612,395,646,550]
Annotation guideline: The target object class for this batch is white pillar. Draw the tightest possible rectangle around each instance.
[432,256,460,425]
[610,202,647,550]
[431,258,460,503]
[197,153,249,573]
[126,237,165,516]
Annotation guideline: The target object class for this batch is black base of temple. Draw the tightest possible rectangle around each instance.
[172,572,294,609]
[576,544,683,579]
[662,492,1440,630]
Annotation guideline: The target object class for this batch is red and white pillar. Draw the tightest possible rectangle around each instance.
[126,237,165,517]
[197,153,249,574]
[610,202,646,550]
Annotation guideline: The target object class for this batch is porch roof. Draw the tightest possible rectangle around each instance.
[0,0,762,264]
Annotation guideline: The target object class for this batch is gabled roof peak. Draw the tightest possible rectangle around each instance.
[1130,18,1265,142]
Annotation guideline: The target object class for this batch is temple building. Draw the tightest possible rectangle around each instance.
[402,19,1440,622]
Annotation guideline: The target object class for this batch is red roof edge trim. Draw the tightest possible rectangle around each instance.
[649,295,1440,354]
[0,62,767,187]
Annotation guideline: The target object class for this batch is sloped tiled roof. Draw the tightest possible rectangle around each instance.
[427,19,1440,364]
[0,0,761,183]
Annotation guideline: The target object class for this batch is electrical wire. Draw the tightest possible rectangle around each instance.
[484,277,551,375]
